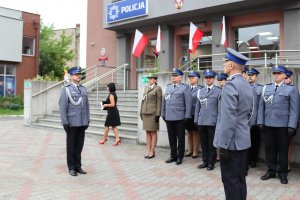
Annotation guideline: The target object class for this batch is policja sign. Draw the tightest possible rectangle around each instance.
[106,0,148,23]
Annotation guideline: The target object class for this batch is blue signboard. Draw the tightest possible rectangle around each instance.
[106,0,148,23]
[5,76,15,96]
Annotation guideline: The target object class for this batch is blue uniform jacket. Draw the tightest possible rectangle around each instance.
[214,74,253,150]
[59,83,90,127]
[194,85,222,126]
[257,83,300,129]
[161,83,192,121]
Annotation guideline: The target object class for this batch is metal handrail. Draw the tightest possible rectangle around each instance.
[83,63,129,107]
[178,49,300,72]
[32,64,99,97]
[84,63,128,89]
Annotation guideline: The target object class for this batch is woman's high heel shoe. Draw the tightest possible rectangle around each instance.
[99,138,107,144]
[148,151,155,159]
[113,139,121,146]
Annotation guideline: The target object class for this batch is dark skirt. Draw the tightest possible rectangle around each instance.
[185,116,197,131]
[105,107,121,127]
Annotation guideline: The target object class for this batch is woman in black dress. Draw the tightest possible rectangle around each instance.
[99,83,121,146]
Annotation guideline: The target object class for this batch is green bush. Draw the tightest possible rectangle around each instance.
[0,96,23,110]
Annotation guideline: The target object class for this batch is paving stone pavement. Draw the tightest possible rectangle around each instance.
[1,117,300,200]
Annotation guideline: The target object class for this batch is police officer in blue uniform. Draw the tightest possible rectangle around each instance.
[285,69,293,85]
[214,48,253,200]
[195,70,221,171]
[247,68,263,168]
[284,69,297,172]
[59,66,90,176]
[242,65,249,79]
[258,65,300,184]
[185,71,202,158]
[161,68,192,165]
[217,73,228,88]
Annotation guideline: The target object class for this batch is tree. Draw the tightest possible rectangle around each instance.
[39,23,74,80]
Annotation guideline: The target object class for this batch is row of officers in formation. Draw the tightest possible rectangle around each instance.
[140,48,299,199]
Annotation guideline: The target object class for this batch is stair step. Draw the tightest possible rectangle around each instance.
[31,123,138,144]
[38,118,138,128]
[47,113,138,121]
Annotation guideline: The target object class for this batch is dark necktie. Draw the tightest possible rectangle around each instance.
[191,86,194,91]
[207,88,211,93]
[77,86,81,94]
[173,85,176,89]
[275,85,278,92]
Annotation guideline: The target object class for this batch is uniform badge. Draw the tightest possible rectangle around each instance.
[165,94,171,100]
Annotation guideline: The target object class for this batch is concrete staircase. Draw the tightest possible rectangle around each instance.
[31,90,139,144]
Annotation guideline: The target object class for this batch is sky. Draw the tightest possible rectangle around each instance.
[0,0,87,67]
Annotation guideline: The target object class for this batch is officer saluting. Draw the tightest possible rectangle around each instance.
[195,70,221,171]
[161,68,192,165]
[59,66,90,176]
[213,48,253,200]
[258,65,300,184]
[247,68,263,169]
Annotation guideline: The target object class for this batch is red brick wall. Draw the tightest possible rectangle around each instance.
[15,12,40,96]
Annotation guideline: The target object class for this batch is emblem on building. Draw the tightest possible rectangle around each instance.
[108,5,119,21]
[175,0,183,9]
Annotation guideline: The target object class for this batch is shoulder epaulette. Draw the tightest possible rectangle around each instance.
[64,83,71,87]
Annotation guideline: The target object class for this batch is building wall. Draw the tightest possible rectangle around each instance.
[86,0,117,76]
[16,12,40,96]
[0,8,40,97]
[54,24,80,67]
[87,0,300,88]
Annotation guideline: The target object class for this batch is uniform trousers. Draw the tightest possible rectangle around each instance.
[220,149,248,200]
[198,125,216,164]
[165,120,185,159]
[66,126,86,170]
[264,126,288,177]
[248,125,261,163]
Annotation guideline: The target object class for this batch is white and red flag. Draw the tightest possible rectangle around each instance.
[221,16,227,47]
[132,29,149,58]
[189,22,204,54]
[153,25,162,57]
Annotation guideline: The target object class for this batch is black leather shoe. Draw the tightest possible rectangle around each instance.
[249,161,257,168]
[76,168,87,174]
[198,162,208,169]
[207,164,214,171]
[69,169,77,176]
[261,172,276,180]
[192,155,199,159]
[165,157,177,163]
[279,176,288,184]
[175,158,182,165]
[144,155,149,159]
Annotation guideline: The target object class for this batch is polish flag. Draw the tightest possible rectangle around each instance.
[132,29,149,58]
[221,16,227,47]
[189,22,204,54]
[155,25,162,56]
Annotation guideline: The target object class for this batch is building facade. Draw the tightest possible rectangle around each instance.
[86,0,300,89]
[0,7,40,96]
[54,24,80,67]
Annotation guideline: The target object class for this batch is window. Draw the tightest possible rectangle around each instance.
[235,23,280,59]
[181,34,212,70]
[141,40,158,69]
[23,37,35,56]
[0,64,16,96]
